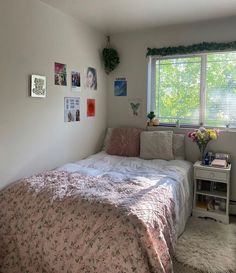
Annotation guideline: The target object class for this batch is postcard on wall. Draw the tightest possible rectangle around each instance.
[114,78,127,96]
[71,71,81,91]
[84,67,97,90]
[128,98,142,117]
[31,75,46,98]
[87,99,95,117]
[55,62,67,86]
[64,97,80,122]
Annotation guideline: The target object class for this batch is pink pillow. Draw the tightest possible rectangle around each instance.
[106,128,143,157]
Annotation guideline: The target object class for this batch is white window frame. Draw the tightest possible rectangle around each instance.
[147,51,236,128]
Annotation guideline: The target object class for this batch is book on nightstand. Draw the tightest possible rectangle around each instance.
[211,159,227,168]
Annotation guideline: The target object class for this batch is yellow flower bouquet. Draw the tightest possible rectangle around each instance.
[188,127,219,162]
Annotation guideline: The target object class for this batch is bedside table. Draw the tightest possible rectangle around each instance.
[193,161,231,224]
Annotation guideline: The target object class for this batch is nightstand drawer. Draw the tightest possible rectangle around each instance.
[195,169,227,182]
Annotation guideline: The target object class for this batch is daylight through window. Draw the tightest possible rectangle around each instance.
[148,52,236,128]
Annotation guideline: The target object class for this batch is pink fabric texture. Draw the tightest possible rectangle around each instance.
[106,127,143,157]
[0,170,177,273]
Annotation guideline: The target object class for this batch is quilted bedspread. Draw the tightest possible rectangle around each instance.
[0,164,186,273]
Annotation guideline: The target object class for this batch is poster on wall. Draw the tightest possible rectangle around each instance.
[87,99,95,117]
[55,62,67,86]
[114,78,127,96]
[85,67,97,90]
[128,98,142,117]
[64,97,80,122]
[31,75,46,98]
[71,71,81,91]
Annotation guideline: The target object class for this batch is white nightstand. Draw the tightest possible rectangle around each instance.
[193,161,231,224]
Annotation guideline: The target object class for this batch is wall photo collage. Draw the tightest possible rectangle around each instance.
[30,63,97,123]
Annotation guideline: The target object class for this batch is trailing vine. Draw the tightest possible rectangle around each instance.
[102,36,120,74]
[146,41,236,57]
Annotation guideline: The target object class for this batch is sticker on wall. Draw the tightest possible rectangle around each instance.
[85,67,97,90]
[87,99,95,117]
[55,62,67,86]
[128,98,142,117]
[71,71,81,91]
[64,97,80,122]
[31,75,46,98]
[114,78,127,96]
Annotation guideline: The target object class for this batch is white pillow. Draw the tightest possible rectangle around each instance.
[173,133,185,160]
[140,131,174,160]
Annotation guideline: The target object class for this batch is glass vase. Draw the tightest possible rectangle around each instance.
[199,145,207,165]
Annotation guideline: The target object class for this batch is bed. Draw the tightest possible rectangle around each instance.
[0,130,193,273]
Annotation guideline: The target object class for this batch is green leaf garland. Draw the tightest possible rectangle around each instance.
[146,41,236,57]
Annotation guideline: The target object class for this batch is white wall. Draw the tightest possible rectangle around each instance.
[108,16,236,201]
[0,0,107,188]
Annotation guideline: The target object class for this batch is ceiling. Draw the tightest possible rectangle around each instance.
[40,0,236,34]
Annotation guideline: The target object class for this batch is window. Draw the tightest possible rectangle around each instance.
[148,52,236,128]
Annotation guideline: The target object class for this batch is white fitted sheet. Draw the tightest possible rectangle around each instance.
[58,151,193,236]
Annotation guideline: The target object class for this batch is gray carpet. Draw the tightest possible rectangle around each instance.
[173,217,236,273]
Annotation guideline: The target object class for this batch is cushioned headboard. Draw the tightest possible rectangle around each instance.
[102,128,185,160]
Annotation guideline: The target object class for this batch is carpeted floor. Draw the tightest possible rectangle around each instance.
[173,216,236,273]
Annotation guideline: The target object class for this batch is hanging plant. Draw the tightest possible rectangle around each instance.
[102,36,120,74]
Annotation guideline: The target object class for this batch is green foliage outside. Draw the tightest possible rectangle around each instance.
[156,52,236,127]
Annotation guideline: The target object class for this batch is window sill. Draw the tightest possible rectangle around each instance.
[147,124,236,132]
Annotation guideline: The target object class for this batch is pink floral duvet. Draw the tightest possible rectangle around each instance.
[0,157,190,273]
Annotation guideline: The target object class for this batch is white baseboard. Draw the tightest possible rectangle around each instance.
[229,201,236,215]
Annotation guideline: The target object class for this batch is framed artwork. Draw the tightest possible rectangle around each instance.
[64,97,80,122]
[71,71,81,91]
[55,62,67,86]
[87,99,95,117]
[31,75,46,98]
[114,78,127,96]
[85,67,97,90]
[128,98,142,117]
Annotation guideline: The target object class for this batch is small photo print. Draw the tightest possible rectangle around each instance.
[85,67,97,90]
[87,99,95,117]
[128,98,142,117]
[114,79,127,96]
[31,75,46,98]
[64,97,80,122]
[71,71,81,91]
[55,62,67,86]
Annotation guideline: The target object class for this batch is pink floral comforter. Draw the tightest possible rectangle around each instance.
[0,170,178,273]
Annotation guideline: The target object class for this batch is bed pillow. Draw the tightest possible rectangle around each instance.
[106,127,143,157]
[173,134,185,160]
[140,131,174,160]
[103,128,185,159]
[102,128,113,151]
